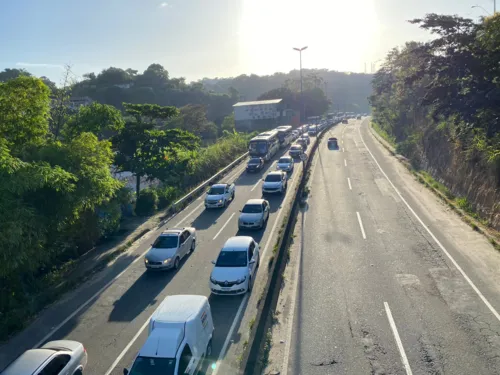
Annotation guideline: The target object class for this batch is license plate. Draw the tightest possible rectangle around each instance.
[221,287,231,291]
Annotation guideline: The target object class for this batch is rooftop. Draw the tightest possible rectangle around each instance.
[233,99,282,107]
[222,236,253,250]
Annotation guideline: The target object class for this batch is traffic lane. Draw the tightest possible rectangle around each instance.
[288,125,406,374]
[344,122,500,373]
[104,147,307,375]
[359,119,500,305]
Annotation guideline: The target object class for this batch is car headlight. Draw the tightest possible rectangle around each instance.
[210,276,217,283]
[236,276,247,284]
[163,258,171,264]
[218,199,223,203]
[144,258,149,264]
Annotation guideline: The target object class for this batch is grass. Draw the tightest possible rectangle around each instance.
[249,317,256,331]
[260,329,273,368]
[372,121,396,147]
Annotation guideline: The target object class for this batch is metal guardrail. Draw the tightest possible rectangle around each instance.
[158,152,249,224]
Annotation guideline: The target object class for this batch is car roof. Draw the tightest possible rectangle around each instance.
[2,349,54,375]
[245,198,265,205]
[291,144,302,148]
[211,183,228,188]
[160,228,185,235]
[267,171,284,176]
[222,236,253,251]
[278,156,292,161]
[152,295,207,324]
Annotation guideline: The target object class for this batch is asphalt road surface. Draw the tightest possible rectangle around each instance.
[0,138,314,375]
[284,119,500,375]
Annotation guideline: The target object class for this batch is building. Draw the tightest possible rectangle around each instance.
[233,99,295,132]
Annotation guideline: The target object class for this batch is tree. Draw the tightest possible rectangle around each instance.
[49,65,76,140]
[114,103,199,194]
[0,68,32,82]
[136,64,170,88]
[96,67,132,86]
[167,104,216,139]
[40,76,57,92]
[221,113,235,134]
[63,102,125,140]
[0,76,51,154]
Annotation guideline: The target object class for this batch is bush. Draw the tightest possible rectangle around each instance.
[156,186,179,209]
[135,188,158,216]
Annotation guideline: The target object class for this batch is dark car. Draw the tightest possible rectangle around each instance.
[327,137,339,150]
[246,157,265,172]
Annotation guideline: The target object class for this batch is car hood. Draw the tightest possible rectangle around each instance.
[239,212,263,222]
[146,247,177,261]
[263,181,282,189]
[211,266,248,282]
[206,194,224,201]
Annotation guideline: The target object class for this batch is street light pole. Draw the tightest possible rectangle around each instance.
[293,46,308,124]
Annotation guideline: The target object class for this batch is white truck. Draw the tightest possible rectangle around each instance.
[125,295,214,375]
[204,183,235,209]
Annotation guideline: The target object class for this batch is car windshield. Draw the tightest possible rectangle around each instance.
[242,204,263,213]
[249,158,261,164]
[129,357,176,375]
[291,146,301,150]
[216,250,248,267]
[265,174,282,182]
[208,186,225,195]
[278,158,291,164]
[153,235,178,249]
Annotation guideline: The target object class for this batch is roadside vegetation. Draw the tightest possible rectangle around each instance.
[0,75,250,341]
[370,13,500,231]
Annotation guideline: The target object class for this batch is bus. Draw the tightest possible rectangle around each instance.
[248,130,280,162]
[275,125,294,149]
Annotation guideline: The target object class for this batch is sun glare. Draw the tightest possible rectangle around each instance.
[240,0,380,74]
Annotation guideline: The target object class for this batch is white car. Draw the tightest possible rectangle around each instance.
[276,156,294,172]
[262,171,288,195]
[144,228,196,270]
[205,183,235,208]
[238,199,270,230]
[210,236,260,295]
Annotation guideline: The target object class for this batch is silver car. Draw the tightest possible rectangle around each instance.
[2,340,87,375]
[144,227,196,270]
[276,156,294,172]
[238,199,270,230]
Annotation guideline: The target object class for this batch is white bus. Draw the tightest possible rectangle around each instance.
[275,125,294,149]
[248,131,280,162]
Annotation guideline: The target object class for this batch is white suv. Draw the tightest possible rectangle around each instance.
[210,237,260,295]
[262,171,287,195]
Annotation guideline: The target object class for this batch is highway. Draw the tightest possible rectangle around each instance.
[0,136,314,375]
[281,118,500,374]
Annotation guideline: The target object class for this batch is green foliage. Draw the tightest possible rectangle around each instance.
[63,102,125,140]
[155,186,179,209]
[0,68,32,82]
[135,188,158,216]
[221,113,236,134]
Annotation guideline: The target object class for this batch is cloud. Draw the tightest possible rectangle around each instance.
[16,62,64,69]
[159,2,168,7]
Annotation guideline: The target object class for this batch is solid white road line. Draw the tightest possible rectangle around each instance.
[359,125,500,322]
[347,177,352,190]
[212,212,235,241]
[384,302,413,375]
[281,211,307,375]
[356,212,367,239]
[227,164,247,183]
[104,317,151,375]
[250,179,261,192]
[211,293,249,375]
[344,159,347,167]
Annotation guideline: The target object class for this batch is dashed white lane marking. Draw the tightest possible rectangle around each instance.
[251,179,261,192]
[358,125,500,322]
[356,211,367,239]
[384,302,414,375]
[344,159,347,167]
[212,212,235,240]
[348,177,352,190]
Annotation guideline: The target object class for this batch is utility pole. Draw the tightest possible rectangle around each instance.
[293,46,308,124]
[364,62,367,74]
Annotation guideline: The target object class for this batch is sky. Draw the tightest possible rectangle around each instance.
[0,0,496,83]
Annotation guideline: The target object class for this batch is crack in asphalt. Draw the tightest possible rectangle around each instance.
[310,358,339,366]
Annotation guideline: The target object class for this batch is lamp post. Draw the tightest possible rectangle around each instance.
[293,46,308,123]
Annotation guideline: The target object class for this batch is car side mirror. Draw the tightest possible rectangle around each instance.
[239,209,242,212]
[123,369,129,375]
[211,260,216,265]
[249,260,256,265]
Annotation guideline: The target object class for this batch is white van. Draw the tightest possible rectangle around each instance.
[124,295,214,375]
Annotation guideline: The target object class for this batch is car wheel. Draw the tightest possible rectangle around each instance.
[174,257,180,270]
[74,370,83,375]
[206,339,213,358]
[190,240,196,252]
[232,191,235,200]
[247,277,253,293]
[224,199,229,207]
